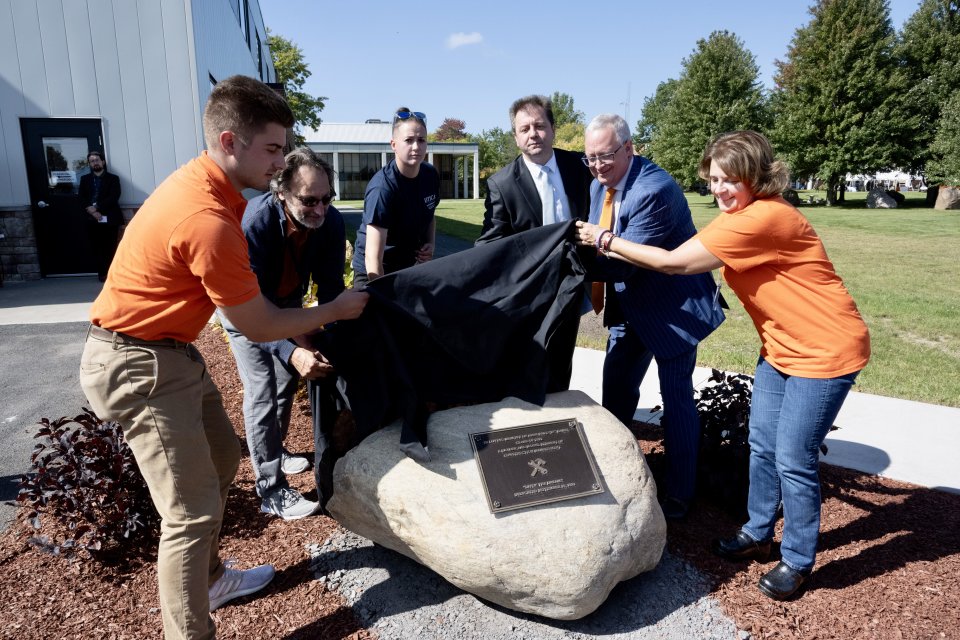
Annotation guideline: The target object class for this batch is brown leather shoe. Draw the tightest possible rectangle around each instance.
[758,561,810,600]
[711,530,771,562]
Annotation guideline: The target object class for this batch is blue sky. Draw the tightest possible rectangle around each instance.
[260,0,921,135]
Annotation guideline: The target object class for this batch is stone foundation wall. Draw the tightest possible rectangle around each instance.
[0,208,41,283]
[0,207,138,284]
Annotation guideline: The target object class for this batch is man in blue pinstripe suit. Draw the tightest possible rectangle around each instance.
[583,114,725,519]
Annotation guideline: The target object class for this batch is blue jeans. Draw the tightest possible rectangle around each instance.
[602,322,700,502]
[741,357,858,572]
[218,312,298,498]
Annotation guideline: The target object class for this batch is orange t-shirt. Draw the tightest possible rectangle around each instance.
[697,197,870,378]
[90,152,260,342]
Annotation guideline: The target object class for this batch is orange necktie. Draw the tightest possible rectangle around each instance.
[591,188,617,314]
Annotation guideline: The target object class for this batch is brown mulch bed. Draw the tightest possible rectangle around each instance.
[2,325,958,639]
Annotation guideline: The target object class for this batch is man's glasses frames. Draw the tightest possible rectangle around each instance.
[581,142,625,167]
[293,193,335,208]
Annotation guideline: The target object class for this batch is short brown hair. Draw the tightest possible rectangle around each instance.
[509,95,555,131]
[202,75,294,149]
[698,130,789,198]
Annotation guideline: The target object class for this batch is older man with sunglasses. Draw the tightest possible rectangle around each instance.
[218,147,346,520]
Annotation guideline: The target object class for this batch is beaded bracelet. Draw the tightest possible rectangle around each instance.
[595,229,612,251]
[600,232,615,255]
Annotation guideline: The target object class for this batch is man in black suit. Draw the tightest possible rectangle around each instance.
[476,95,593,391]
[476,95,592,243]
[78,150,123,281]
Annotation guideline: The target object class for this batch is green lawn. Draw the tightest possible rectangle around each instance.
[421,192,960,407]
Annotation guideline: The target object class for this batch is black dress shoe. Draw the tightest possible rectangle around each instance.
[660,497,689,520]
[711,530,771,562]
[758,561,810,600]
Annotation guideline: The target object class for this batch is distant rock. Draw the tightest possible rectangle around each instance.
[326,391,666,620]
[782,189,802,206]
[935,186,960,210]
[867,189,897,209]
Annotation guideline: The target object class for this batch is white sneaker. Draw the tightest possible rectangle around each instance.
[208,562,275,611]
[281,450,311,475]
[260,486,320,520]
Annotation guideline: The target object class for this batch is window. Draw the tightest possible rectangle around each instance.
[338,154,382,199]
[256,31,263,79]
[434,154,456,199]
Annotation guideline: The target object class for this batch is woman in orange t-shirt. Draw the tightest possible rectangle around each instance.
[576,130,870,601]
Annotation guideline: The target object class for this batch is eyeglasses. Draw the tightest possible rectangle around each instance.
[581,142,625,167]
[395,110,427,122]
[293,192,335,208]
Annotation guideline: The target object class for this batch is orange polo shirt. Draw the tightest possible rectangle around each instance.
[90,152,260,342]
[698,197,870,378]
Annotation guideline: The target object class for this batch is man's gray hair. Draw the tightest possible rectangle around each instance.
[586,114,631,143]
[271,146,335,196]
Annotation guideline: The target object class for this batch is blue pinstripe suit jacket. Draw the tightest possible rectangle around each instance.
[588,156,724,358]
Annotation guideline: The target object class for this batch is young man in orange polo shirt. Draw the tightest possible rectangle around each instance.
[79,75,368,640]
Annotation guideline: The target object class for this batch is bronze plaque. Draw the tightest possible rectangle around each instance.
[469,418,605,513]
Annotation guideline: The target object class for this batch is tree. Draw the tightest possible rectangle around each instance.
[648,31,770,188]
[634,79,679,155]
[432,118,469,142]
[896,0,960,175]
[927,90,960,185]
[267,30,327,144]
[549,92,585,128]
[471,128,518,195]
[769,0,917,204]
[553,122,585,152]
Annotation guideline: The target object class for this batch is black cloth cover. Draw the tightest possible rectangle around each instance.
[311,220,586,475]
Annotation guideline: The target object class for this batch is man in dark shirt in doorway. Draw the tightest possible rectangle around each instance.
[78,150,122,281]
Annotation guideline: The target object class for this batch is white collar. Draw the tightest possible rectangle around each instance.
[521,151,559,178]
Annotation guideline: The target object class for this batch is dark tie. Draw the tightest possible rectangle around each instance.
[591,188,616,314]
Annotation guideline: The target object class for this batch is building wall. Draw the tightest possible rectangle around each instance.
[192,0,275,126]
[0,0,274,281]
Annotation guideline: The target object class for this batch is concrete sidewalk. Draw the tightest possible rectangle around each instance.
[2,273,958,498]
[569,348,960,494]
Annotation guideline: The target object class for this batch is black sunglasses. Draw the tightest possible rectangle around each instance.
[293,192,335,208]
[395,110,426,122]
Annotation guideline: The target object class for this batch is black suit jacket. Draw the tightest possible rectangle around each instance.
[476,147,592,245]
[78,170,123,226]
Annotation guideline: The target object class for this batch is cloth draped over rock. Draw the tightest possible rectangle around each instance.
[310,220,586,464]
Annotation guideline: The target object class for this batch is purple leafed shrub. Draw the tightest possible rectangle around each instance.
[693,368,836,519]
[16,409,158,559]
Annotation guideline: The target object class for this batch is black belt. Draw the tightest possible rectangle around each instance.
[88,324,187,349]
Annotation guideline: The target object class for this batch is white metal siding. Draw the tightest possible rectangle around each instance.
[193,0,263,126]
[63,2,100,116]
[0,2,25,203]
[114,1,154,203]
[37,1,75,116]
[0,0,273,209]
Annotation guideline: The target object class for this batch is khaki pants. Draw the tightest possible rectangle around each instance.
[80,327,241,640]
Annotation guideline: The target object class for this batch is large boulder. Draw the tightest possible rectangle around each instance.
[935,186,960,210]
[327,390,666,620]
[867,188,897,209]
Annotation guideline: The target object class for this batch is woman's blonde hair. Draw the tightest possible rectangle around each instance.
[698,130,789,198]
